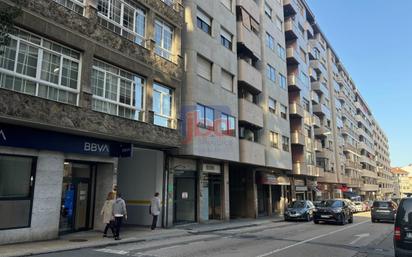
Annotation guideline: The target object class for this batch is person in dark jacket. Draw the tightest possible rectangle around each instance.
[112,193,127,240]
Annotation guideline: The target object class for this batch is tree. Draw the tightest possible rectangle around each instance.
[0,1,22,54]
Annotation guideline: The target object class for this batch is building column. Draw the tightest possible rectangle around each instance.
[246,170,257,218]
[222,162,230,220]
[267,186,273,216]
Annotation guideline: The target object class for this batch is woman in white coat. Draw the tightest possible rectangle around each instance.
[101,192,115,237]
[150,192,161,230]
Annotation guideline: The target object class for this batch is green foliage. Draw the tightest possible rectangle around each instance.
[0,1,23,54]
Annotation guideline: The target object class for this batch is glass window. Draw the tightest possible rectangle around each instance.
[197,9,212,35]
[268,97,276,114]
[97,0,146,45]
[277,44,286,60]
[53,0,84,15]
[0,28,80,105]
[197,104,214,130]
[266,64,276,82]
[279,73,287,89]
[265,33,274,50]
[0,155,35,229]
[264,2,272,19]
[220,28,232,50]
[154,19,174,61]
[276,16,283,31]
[153,83,173,128]
[221,113,236,136]
[280,104,288,119]
[91,59,145,121]
[221,69,233,92]
[270,131,279,148]
[197,55,212,81]
[282,136,290,152]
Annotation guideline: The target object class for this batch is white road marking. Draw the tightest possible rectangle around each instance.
[255,220,370,257]
[95,248,130,255]
[349,233,370,245]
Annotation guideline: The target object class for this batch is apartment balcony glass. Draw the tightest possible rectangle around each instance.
[236,0,259,22]
[284,17,299,40]
[237,22,261,59]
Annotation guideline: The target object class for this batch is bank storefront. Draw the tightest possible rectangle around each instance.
[0,123,130,245]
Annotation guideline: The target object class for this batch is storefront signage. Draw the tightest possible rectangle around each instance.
[0,123,132,157]
[295,186,308,192]
[256,173,290,185]
[202,163,221,174]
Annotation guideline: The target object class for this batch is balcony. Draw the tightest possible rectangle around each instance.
[340,176,351,185]
[283,0,299,16]
[284,17,299,40]
[379,187,394,195]
[287,74,304,91]
[289,102,304,118]
[337,91,346,103]
[314,126,331,138]
[361,184,379,192]
[309,67,318,81]
[318,171,338,184]
[312,81,329,96]
[292,162,308,176]
[286,46,300,65]
[360,155,376,167]
[348,178,362,188]
[317,148,334,160]
[313,103,331,117]
[305,21,314,39]
[238,98,264,127]
[310,59,327,75]
[345,160,361,170]
[236,0,259,22]
[237,22,261,59]
[314,139,322,152]
[291,131,305,146]
[313,115,321,128]
[343,143,358,154]
[238,59,262,92]
[361,169,378,179]
[239,139,265,166]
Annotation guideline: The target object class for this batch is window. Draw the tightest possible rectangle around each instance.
[300,47,306,63]
[221,28,232,50]
[264,2,272,19]
[266,64,276,82]
[97,0,146,45]
[276,16,283,31]
[270,131,279,148]
[154,19,173,61]
[161,0,174,6]
[197,9,211,35]
[238,8,259,35]
[221,0,232,11]
[282,136,290,152]
[221,69,233,92]
[279,73,287,89]
[221,113,236,136]
[0,155,35,229]
[197,104,214,130]
[197,55,212,81]
[298,22,304,36]
[268,97,277,114]
[0,28,80,105]
[54,0,84,15]
[91,59,145,120]
[153,83,174,128]
[302,98,310,112]
[280,104,287,119]
[266,32,275,50]
[277,44,286,60]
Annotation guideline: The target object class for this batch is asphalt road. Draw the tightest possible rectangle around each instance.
[37,213,395,257]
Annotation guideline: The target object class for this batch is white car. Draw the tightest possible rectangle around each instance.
[353,201,364,212]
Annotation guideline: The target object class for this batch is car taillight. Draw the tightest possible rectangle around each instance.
[394,227,401,241]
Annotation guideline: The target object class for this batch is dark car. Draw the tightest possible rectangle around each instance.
[371,200,397,223]
[313,199,353,225]
[284,200,315,221]
[394,198,412,257]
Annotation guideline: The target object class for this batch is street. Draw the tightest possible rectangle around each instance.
[37,214,395,257]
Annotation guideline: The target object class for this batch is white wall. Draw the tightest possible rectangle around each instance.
[117,148,164,226]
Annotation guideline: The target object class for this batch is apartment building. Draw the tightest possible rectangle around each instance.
[0,0,183,244]
[392,167,411,198]
[373,120,393,199]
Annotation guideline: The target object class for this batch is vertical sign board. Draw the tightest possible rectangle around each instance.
[0,123,132,157]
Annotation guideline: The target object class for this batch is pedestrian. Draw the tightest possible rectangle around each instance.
[112,193,127,240]
[101,192,115,238]
[150,192,161,230]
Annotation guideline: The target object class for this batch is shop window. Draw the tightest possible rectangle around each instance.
[0,155,35,229]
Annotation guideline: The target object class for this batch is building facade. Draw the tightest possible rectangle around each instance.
[0,0,183,244]
[392,167,411,198]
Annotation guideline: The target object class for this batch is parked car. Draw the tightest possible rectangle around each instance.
[394,197,412,257]
[371,200,397,223]
[343,199,357,213]
[353,201,364,213]
[284,200,316,221]
[313,199,354,225]
[313,200,324,207]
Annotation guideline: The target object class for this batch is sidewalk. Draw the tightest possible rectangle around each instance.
[0,216,284,257]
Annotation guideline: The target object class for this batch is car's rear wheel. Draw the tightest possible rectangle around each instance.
[338,214,346,225]
[348,215,353,224]
[306,213,312,222]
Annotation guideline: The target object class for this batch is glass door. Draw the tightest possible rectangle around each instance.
[174,171,196,224]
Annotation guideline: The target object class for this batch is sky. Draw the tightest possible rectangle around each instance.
[305,0,412,167]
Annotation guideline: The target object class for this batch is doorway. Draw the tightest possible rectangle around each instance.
[271,185,281,215]
[208,175,222,220]
[174,171,197,224]
[257,184,269,216]
[59,162,95,233]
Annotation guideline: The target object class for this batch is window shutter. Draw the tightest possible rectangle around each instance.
[197,9,211,26]
[221,70,233,91]
[197,55,212,81]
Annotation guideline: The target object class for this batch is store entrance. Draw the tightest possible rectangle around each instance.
[208,175,222,220]
[257,184,269,216]
[174,171,197,224]
[59,162,95,233]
